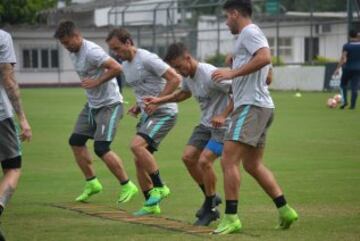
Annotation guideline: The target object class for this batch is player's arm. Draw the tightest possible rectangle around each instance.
[144,67,181,114]
[0,63,32,141]
[211,97,234,128]
[81,58,122,89]
[334,51,347,76]
[143,90,191,106]
[158,67,181,97]
[212,47,271,82]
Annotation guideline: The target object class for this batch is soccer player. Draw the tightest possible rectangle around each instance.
[0,29,32,240]
[143,42,232,226]
[54,21,138,203]
[106,28,181,216]
[211,0,298,234]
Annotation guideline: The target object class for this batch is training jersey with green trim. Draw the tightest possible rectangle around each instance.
[182,62,231,129]
[69,39,122,109]
[232,24,274,109]
[122,48,178,115]
[0,30,16,121]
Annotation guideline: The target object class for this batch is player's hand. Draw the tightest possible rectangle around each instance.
[143,96,160,105]
[127,105,141,118]
[211,115,226,128]
[333,69,339,76]
[19,118,32,142]
[212,68,234,82]
[144,103,158,115]
[266,76,272,85]
[81,78,101,89]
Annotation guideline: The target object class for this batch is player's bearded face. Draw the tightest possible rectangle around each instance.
[60,35,82,53]
[107,38,129,60]
[225,10,239,35]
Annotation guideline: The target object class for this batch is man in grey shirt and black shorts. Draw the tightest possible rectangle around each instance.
[106,28,181,216]
[0,29,32,240]
[144,42,232,226]
[211,0,298,234]
[54,21,138,204]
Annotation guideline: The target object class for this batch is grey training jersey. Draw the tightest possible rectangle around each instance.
[232,24,274,109]
[70,39,122,109]
[0,30,16,121]
[122,48,178,114]
[182,62,231,128]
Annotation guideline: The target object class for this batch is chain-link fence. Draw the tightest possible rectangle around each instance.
[107,0,353,66]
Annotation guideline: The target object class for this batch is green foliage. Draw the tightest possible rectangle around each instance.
[205,53,227,67]
[0,0,56,25]
[313,55,337,64]
[280,0,346,12]
[272,55,285,66]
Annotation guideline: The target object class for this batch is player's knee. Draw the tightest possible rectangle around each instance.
[69,133,88,147]
[1,156,22,170]
[243,161,259,175]
[182,153,196,167]
[220,158,232,172]
[130,141,141,154]
[198,156,211,170]
[94,141,111,158]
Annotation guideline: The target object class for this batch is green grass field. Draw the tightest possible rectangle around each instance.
[2,88,359,241]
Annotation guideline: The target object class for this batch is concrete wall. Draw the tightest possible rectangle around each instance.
[318,23,347,60]
[271,66,325,91]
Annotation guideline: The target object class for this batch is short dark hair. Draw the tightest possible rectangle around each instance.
[349,29,358,38]
[106,28,134,45]
[223,0,253,17]
[164,42,189,63]
[54,20,78,39]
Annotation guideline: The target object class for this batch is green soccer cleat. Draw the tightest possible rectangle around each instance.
[133,204,161,216]
[118,181,139,203]
[276,205,298,230]
[144,185,170,206]
[212,214,242,235]
[75,178,103,202]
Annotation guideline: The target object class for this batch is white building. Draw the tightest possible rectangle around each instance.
[197,12,348,63]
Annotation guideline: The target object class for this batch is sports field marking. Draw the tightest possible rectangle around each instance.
[52,203,214,236]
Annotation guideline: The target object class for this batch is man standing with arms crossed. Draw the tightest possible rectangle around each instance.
[211,0,298,234]
[54,21,138,203]
[0,29,32,240]
[144,42,232,225]
[106,28,181,216]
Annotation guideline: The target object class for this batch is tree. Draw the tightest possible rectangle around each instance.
[0,0,57,25]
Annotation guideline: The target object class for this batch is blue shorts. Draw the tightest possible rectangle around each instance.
[205,139,224,157]
[187,124,226,156]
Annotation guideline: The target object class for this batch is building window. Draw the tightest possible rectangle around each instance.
[22,47,59,70]
[267,37,293,61]
[321,24,331,33]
